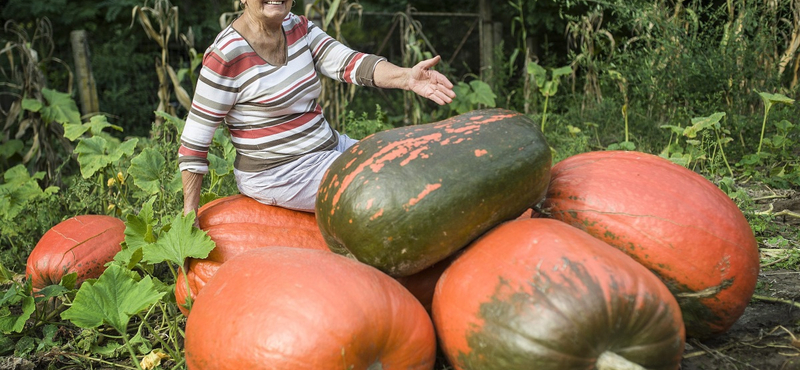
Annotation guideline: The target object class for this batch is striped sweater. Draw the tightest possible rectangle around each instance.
[178,13,385,174]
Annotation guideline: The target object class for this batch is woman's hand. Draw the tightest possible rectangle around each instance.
[407,56,456,105]
[374,55,456,105]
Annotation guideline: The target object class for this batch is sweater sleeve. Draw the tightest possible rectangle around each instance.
[178,47,236,174]
[305,18,386,87]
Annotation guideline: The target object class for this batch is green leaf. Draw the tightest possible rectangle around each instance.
[0,296,34,334]
[526,61,547,89]
[0,165,55,221]
[552,65,572,78]
[660,124,685,135]
[63,123,91,141]
[21,99,43,113]
[60,265,165,333]
[142,212,214,267]
[40,88,81,125]
[129,148,166,194]
[155,111,186,133]
[74,136,111,178]
[208,153,230,177]
[63,115,123,141]
[758,91,795,108]
[684,112,725,138]
[468,80,497,107]
[0,140,24,159]
[74,137,138,179]
[117,198,157,268]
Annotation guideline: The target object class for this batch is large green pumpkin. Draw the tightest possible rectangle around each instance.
[316,109,551,276]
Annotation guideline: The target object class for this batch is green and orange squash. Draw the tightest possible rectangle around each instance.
[26,215,125,290]
[433,218,685,370]
[316,108,552,277]
[185,247,436,370]
[542,150,760,338]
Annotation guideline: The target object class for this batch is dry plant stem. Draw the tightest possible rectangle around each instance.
[751,294,800,310]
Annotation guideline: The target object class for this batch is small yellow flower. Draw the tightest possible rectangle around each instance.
[117,172,125,185]
[107,178,116,187]
[108,204,116,211]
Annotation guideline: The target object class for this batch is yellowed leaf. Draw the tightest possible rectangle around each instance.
[140,349,170,370]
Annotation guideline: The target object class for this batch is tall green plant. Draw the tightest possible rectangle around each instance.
[1,19,75,185]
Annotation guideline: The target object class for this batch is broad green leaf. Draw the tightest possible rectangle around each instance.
[0,140,23,159]
[526,61,547,89]
[684,112,725,138]
[20,99,43,113]
[0,296,34,334]
[129,148,166,194]
[40,88,81,125]
[167,168,184,194]
[74,136,112,178]
[208,153,230,177]
[0,165,56,221]
[142,212,214,267]
[63,123,91,141]
[660,125,685,135]
[74,137,138,178]
[155,111,186,133]
[468,80,496,107]
[450,82,473,114]
[117,198,157,267]
[64,115,123,141]
[60,265,165,333]
[36,285,69,302]
[758,91,794,108]
[552,65,572,78]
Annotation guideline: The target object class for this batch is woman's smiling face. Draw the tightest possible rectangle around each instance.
[243,0,292,25]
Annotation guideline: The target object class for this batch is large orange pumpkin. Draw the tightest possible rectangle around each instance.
[185,247,436,370]
[433,218,685,370]
[26,215,125,290]
[175,195,328,313]
[542,150,760,338]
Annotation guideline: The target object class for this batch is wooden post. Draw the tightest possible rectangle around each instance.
[479,0,494,82]
[70,30,99,116]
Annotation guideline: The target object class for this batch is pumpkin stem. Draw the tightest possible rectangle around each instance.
[596,351,646,370]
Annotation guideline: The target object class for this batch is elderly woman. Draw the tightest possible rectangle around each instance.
[179,0,456,216]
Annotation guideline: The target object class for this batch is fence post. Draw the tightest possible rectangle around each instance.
[479,0,494,83]
[70,30,100,116]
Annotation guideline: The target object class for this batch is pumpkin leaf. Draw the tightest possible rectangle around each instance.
[468,80,497,108]
[0,286,34,334]
[60,265,165,333]
[63,115,123,141]
[74,137,139,179]
[684,112,725,138]
[129,148,166,194]
[141,212,214,267]
[40,88,81,125]
[118,197,158,268]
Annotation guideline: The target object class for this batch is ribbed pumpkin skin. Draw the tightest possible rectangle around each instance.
[175,195,328,314]
[433,218,685,370]
[185,247,436,370]
[542,150,759,338]
[26,215,125,290]
[316,109,551,277]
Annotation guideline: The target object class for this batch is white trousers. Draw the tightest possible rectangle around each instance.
[234,133,359,212]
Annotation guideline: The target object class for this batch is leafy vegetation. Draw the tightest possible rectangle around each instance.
[0,0,799,368]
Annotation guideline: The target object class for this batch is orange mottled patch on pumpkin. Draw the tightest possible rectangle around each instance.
[405,183,442,209]
[475,149,488,157]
